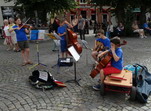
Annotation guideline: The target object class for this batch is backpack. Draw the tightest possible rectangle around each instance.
[123,64,142,74]
[133,64,151,103]
[29,70,66,89]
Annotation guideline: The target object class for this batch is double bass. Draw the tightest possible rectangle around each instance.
[90,40,127,78]
[67,28,82,54]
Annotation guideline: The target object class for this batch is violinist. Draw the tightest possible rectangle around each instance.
[93,37,123,90]
[10,17,33,66]
[91,29,111,63]
[57,18,73,58]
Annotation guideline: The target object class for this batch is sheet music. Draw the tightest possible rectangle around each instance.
[39,71,48,81]
[38,30,45,40]
[68,46,80,62]
[30,30,39,40]
[53,32,62,40]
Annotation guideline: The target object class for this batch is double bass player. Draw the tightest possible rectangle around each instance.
[57,18,73,58]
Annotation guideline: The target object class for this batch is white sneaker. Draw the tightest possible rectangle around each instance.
[140,36,144,39]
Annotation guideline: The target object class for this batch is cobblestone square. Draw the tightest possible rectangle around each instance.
[0,31,151,111]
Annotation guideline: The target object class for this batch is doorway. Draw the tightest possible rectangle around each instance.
[81,11,86,18]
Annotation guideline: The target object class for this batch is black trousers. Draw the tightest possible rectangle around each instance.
[79,29,85,40]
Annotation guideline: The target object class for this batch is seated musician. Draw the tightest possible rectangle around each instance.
[93,37,123,90]
[91,29,111,63]
[57,18,73,58]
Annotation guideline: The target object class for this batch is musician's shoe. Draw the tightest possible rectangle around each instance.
[27,61,33,65]
[21,62,28,66]
[93,84,101,91]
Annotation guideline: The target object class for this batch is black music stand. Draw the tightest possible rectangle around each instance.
[29,30,47,70]
[81,40,91,65]
[66,46,81,86]
[47,33,62,73]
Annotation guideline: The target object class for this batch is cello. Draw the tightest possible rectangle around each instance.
[67,28,82,54]
[90,40,127,78]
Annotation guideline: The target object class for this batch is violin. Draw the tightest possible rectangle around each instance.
[90,40,127,78]
[19,24,33,29]
[18,18,32,29]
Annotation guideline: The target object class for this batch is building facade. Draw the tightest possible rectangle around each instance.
[0,0,15,26]
[65,0,113,24]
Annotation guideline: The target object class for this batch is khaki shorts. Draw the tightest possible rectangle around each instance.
[18,41,29,50]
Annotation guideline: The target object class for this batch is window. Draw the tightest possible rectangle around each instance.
[80,0,86,4]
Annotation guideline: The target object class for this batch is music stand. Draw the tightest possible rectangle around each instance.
[81,40,91,65]
[29,30,47,70]
[46,33,60,51]
[46,33,62,73]
[66,46,81,86]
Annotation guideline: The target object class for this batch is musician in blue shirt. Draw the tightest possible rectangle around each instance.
[57,18,73,58]
[92,29,111,62]
[10,17,33,66]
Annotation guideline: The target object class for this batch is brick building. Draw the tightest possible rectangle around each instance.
[65,0,113,24]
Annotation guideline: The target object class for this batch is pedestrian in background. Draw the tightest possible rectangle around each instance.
[52,17,60,33]
[85,19,89,34]
[9,18,20,52]
[3,19,13,50]
[71,15,78,33]
[106,21,114,38]
[78,15,85,40]
[132,20,146,38]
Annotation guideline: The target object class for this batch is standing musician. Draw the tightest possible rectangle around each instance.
[91,29,111,63]
[57,18,73,58]
[10,17,33,66]
[93,37,123,90]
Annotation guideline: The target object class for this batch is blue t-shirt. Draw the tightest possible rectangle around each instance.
[143,23,148,29]
[57,26,66,40]
[13,25,28,41]
[111,47,123,70]
[96,38,111,49]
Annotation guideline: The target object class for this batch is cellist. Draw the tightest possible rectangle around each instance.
[91,29,111,63]
[93,37,124,90]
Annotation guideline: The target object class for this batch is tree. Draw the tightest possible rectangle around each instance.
[5,0,76,25]
[130,0,151,24]
[91,0,151,36]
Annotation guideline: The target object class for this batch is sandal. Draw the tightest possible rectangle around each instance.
[22,62,28,66]
[27,61,33,65]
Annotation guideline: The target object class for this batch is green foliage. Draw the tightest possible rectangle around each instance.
[91,0,151,36]
[4,0,76,24]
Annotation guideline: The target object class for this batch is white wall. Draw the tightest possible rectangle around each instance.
[111,15,117,27]
[0,0,15,26]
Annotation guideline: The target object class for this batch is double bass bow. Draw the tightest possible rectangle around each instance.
[90,40,127,78]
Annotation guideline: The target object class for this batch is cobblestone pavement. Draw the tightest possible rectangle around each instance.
[1,31,151,111]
